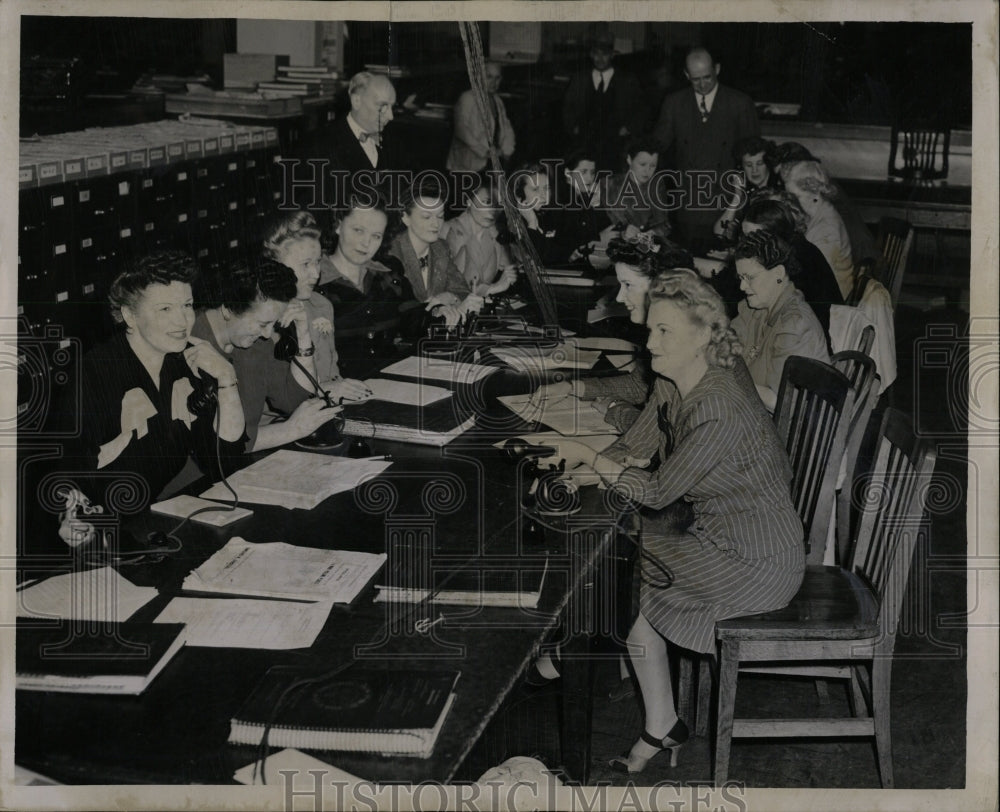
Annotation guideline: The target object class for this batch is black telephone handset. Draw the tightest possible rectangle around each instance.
[187,371,218,417]
[273,321,299,362]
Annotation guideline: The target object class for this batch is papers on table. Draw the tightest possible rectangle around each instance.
[182,538,387,603]
[155,596,334,649]
[234,749,364,786]
[200,449,392,509]
[380,355,497,384]
[492,345,602,373]
[16,567,157,623]
[497,394,622,436]
[363,377,453,406]
[151,494,253,526]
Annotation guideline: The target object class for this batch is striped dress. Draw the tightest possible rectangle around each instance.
[605,364,805,653]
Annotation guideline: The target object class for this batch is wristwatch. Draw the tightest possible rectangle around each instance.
[296,344,316,357]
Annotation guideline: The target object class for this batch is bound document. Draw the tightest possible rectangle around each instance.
[182,538,386,604]
[228,667,460,757]
[341,398,476,447]
[16,621,186,695]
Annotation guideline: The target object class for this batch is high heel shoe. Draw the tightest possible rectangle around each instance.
[608,720,689,773]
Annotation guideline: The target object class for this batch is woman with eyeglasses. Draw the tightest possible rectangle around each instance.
[541,269,804,774]
[731,229,830,412]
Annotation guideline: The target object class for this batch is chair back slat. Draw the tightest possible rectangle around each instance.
[857,324,876,356]
[889,126,951,182]
[851,408,936,647]
[774,357,853,564]
[875,217,915,308]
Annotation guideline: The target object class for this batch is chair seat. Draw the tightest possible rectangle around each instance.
[716,565,880,641]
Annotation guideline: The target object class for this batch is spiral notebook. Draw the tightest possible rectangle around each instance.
[228,667,459,758]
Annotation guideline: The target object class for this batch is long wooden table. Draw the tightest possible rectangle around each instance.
[15,329,633,786]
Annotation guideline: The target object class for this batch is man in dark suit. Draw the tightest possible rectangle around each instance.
[561,27,645,174]
[291,71,406,210]
[654,47,760,245]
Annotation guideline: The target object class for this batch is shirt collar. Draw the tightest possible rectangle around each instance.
[346,113,377,143]
[695,83,720,110]
[764,278,797,327]
[592,67,615,86]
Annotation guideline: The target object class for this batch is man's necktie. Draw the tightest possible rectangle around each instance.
[358,130,381,148]
[597,74,606,94]
[699,94,709,123]
[418,255,429,270]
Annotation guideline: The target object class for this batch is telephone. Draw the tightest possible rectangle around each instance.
[273,320,299,362]
[187,371,219,416]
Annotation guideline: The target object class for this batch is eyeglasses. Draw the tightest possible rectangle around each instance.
[737,271,764,284]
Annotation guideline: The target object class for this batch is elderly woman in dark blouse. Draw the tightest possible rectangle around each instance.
[544,269,804,773]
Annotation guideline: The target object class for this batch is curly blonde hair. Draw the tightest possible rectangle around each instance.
[261,210,322,262]
[646,269,743,369]
[779,160,838,201]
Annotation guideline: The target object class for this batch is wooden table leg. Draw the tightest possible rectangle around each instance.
[560,631,593,784]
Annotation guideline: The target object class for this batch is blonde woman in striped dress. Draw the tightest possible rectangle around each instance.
[543,269,805,773]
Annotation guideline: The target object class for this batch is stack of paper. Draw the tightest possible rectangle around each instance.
[362,378,452,406]
[492,345,602,374]
[497,394,621,436]
[16,567,158,623]
[379,356,497,385]
[182,538,386,603]
[200,450,392,509]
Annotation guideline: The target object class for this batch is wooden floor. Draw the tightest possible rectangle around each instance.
[458,300,971,790]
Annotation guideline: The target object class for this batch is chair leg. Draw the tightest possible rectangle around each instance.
[677,654,694,723]
[696,657,713,737]
[872,656,894,788]
[713,641,740,785]
[848,664,868,717]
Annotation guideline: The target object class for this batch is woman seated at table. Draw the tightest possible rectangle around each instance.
[192,257,342,452]
[316,194,421,379]
[440,180,517,297]
[387,183,484,324]
[731,229,830,412]
[543,269,805,774]
[605,136,672,243]
[549,145,614,264]
[740,191,844,336]
[713,136,779,241]
[532,236,696,433]
[261,209,370,402]
[498,161,565,266]
[779,159,856,299]
[51,250,247,547]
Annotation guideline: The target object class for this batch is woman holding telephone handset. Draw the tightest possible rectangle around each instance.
[52,251,246,547]
[191,257,342,452]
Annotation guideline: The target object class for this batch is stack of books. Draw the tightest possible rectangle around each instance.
[258,65,340,98]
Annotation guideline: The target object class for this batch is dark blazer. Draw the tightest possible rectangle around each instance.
[292,115,407,207]
[562,68,645,171]
[386,232,471,303]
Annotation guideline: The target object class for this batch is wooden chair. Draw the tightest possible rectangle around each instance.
[712,408,936,787]
[680,357,853,735]
[831,351,879,565]
[888,125,950,182]
[874,217,915,310]
[857,324,875,357]
[773,357,853,566]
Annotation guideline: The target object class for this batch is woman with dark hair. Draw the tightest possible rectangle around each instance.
[548,145,613,263]
[316,194,421,379]
[261,209,370,402]
[440,179,517,296]
[544,269,804,774]
[499,161,565,266]
[192,257,341,451]
[740,192,844,335]
[532,236,696,432]
[387,183,483,325]
[50,251,245,547]
[713,135,779,240]
[605,136,672,241]
[731,229,830,411]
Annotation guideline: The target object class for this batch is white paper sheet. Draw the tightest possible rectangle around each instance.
[379,355,498,384]
[16,566,158,623]
[233,749,364,786]
[492,345,602,373]
[155,597,334,649]
[182,539,387,603]
[362,377,452,406]
[200,450,392,509]
[497,394,621,436]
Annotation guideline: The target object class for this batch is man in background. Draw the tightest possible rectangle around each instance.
[654,47,760,244]
[561,26,644,174]
[446,61,516,172]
